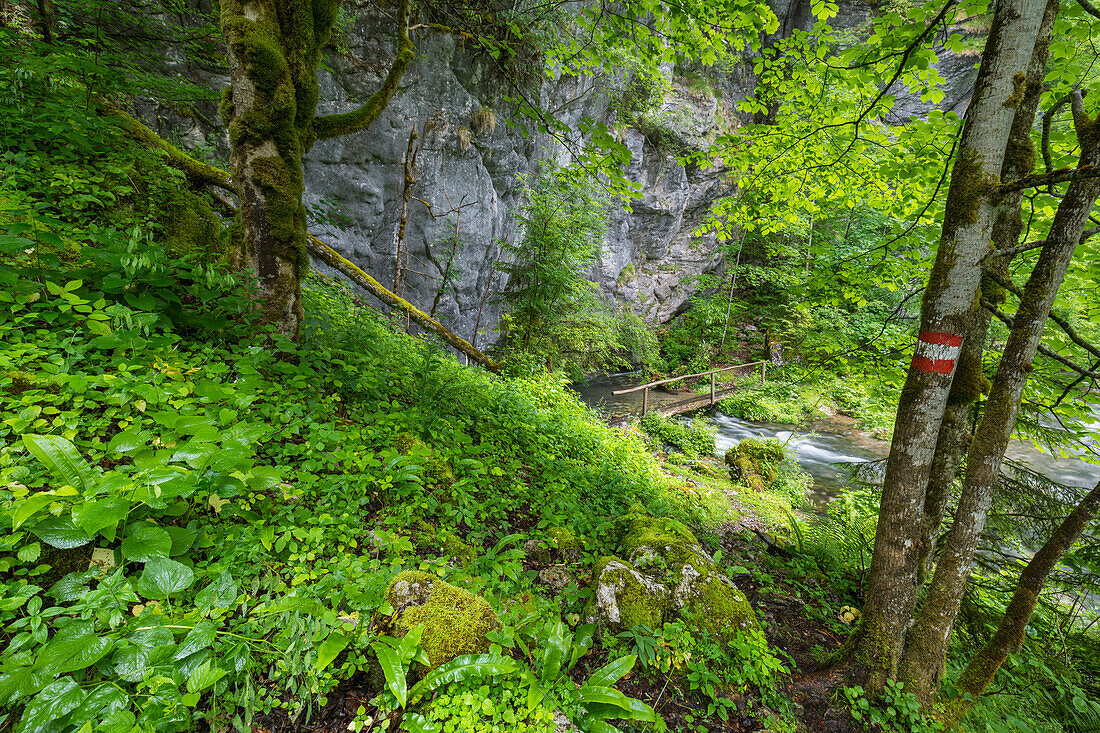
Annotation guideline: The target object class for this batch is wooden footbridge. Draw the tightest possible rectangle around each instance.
[613,361,767,417]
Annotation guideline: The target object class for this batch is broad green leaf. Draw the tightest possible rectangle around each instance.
[11,493,54,530]
[121,522,172,562]
[17,677,84,733]
[0,664,51,706]
[33,621,114,675]
[252,595,328,616]
[315,632,350,672]
[76,498,129,537]
[577,686,656,722]
[48,573,91,602]
[246,466,282,491]
[16,541,41,563]
[175,621,216,660]
[107,427,149,454]
[99,708,138,733]
[575,718,622,733]
[259,525,274,551]
[136,557,194,599]
[585,654,636,688]
[186,660,226,693]
[22,434,93,491]
[370,641,408,706]
[195,571,238,611]
[68,684,128,728]
[409,653,519,702]
[541,620,567,684]
[164,525,198,557]
[29,516,91,550]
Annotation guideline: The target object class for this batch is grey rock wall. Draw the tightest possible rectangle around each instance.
[304,13,738,347]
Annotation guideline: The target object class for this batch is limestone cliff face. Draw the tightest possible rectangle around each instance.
[303,13,740,347]
[301,1,982,347]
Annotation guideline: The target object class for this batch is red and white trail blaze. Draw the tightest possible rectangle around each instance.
[912,331,963,375]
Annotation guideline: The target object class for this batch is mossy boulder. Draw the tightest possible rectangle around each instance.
[383,571,499,669]
[724,438,786,491]
[674,563,756,644]
[588,558,671,632]
[547,526,582,562]
[618,510,712,579]
[587,510,758,641]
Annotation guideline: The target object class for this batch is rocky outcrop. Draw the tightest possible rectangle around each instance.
[305,14,737,343]
[587,509,757,644]
[725,438,787,491]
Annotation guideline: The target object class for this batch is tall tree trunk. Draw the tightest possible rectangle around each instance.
[844,0,1047,687]
[913,0,1058,589]
[898,94,1100,705]
[942,478,1100,724]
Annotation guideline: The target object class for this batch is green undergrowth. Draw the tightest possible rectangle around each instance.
[0,217,758,731]
[716,365,896,438]
[638,412,716,458]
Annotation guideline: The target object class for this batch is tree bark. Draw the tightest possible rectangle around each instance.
[899,93,1100,706]
[845,0,1048,687]
[942,479,1100,725]
[220,0,413,339]
[912,0,1058,590]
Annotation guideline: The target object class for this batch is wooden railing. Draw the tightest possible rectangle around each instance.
[612,361,766,416]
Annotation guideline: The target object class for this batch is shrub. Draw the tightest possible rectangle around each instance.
[724,438,786,490]
[639,413,716,457]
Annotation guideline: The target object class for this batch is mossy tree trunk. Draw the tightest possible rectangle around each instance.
[220,0,413,338]
[912,0,1057,589]
[942,478,1100,725]
[897,93,1100,706]
[843,0,1048,688]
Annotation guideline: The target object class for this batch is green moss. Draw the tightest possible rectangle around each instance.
[619,512,697,555]
[391,433,454,489]
[384,571,499,669]
[947,347,990,406]
[411,521,477,564]
[589,557,671,630]
[979,272,1006,305]
[616,264,636,286]
[1003,71,1027,108]
[943,147,998,234]
[724,438,786,491]
[680,572,757,643]
[546,526,581,552]
[161,189,222,258]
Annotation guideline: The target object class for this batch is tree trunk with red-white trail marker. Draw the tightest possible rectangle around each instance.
[841,0,1048,687]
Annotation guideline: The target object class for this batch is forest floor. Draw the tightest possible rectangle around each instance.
[255,447,865,733]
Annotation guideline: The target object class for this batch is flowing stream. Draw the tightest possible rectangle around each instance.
[572,372,1100,509]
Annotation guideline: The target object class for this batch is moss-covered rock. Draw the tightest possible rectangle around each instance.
[587,509,758,641]
[618,511,711,580]
[724,438,786,491]
[546,526,582,563]
[588,557,671,633]
[674,563,756,643]
[383,571,499,669]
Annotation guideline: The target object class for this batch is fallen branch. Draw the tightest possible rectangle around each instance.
[306,234,501,373]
